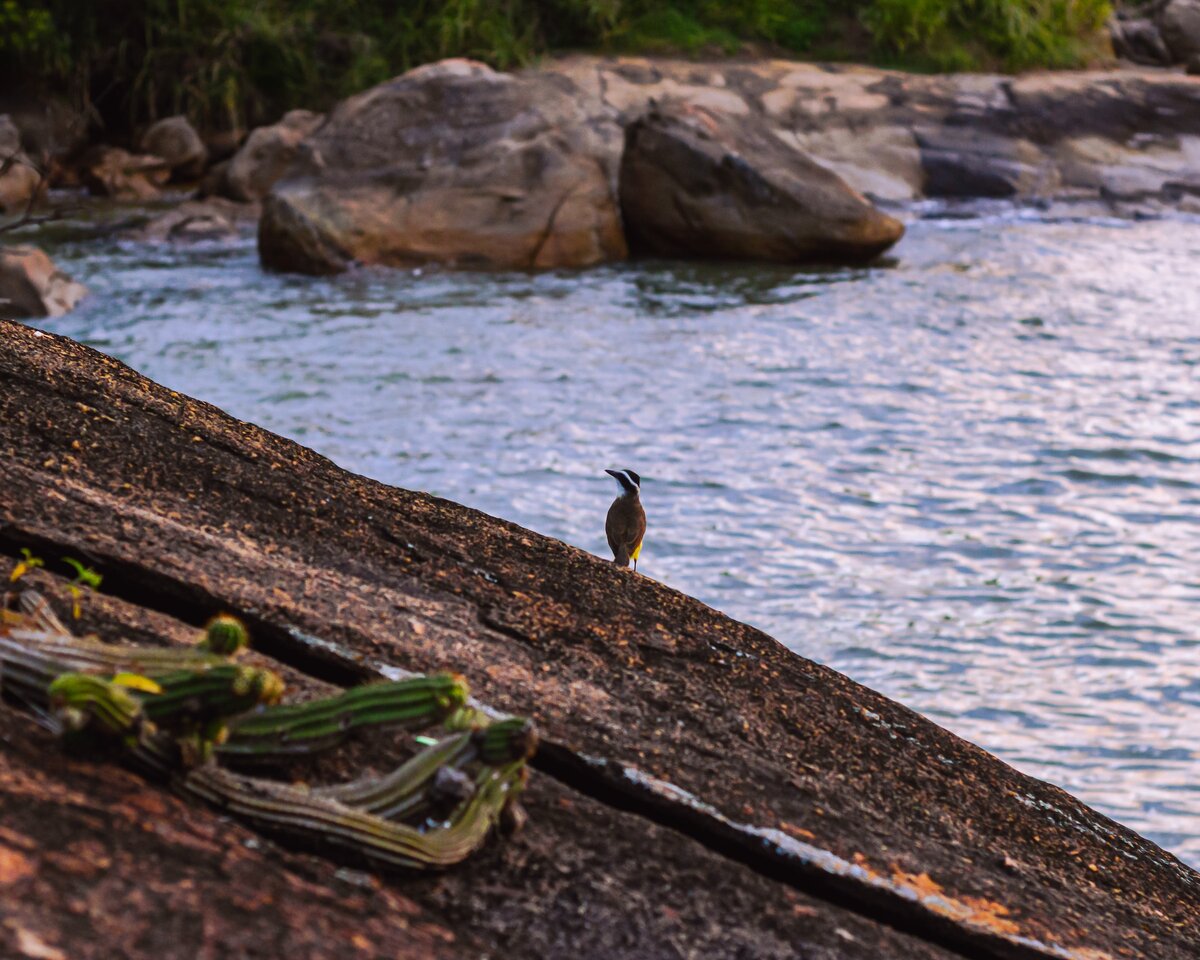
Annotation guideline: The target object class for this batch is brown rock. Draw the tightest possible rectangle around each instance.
[619,105,904,262]
[138,115,207,180]
[0,115,42,214]
[0,246,86,318]
[131,198,255,243]
[222,109,323,202]
[258,60,626,273]
[80,146,170,201]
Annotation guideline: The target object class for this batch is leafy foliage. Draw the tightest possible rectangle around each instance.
[1,0,1111,135]
[860,0,1113,71]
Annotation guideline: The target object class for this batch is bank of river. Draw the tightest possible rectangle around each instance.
[23,201,1200,866]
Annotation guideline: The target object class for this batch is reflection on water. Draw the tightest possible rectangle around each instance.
[28,207,1200,866]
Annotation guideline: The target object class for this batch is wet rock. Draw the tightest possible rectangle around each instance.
[132,198,254,243]
[138,115,207,180]
[221,109,323,202]
[1161,0,1200,63]
[80,146,170,200]
[618,104,904,262]
[0,245,87,318]
[258,60,626,273]
[916,127,1052,198]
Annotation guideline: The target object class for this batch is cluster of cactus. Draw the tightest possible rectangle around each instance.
[1,588,536,870]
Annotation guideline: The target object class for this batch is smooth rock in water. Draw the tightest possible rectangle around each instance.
[1161,0,1200,63]
[258,60,626,273]
[81,146,170,200]
[221,110,323,202]
[0,245,87,318]
[133,198,252,243]
[0,115,42,214]
[618,105,903,262]
[916,127,1051,198]
[139,115,207,180]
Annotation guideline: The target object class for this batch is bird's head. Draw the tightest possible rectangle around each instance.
[605,468,641,496]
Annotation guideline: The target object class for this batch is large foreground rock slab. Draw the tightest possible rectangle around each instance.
[620,105,904,261]
[0,703,464,960]
[1,322,1198,959]
[259,60,626,274]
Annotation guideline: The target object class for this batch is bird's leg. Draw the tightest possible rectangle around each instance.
[633,559,638,573]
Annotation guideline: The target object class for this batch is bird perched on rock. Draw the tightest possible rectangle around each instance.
[605,468,646,572]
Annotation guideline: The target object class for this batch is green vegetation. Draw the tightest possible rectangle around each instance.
[0,1,1111,134]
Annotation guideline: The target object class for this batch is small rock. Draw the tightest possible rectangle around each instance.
[0,245,87,318]
[1108,16,1174,66]
[916,127,1046,199]
[221,110,323,202]
[132,198,253,243]
[80,146,170,201]
[138,115,207,180]
[618,104,903,263]
[0,116,43,214]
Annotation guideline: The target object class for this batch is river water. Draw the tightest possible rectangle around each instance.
[23,203,1200,867]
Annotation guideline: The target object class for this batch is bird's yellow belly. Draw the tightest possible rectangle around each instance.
[630,540,643,561]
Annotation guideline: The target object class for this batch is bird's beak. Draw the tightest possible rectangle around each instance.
[605,469,620,479]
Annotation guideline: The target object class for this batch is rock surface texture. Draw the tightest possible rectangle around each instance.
[219,109,324,202]
[620,104,904,260]
[258,59,628,273]
[257,56,1200,273]
[1161,0,1200,63]
[0,247,87,318]
[1,321,1199,959]
[138,115,207,181]
[0,114,42,214]
[80,146,170,201]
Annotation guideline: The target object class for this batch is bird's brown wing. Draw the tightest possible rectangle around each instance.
[606,498,646,564]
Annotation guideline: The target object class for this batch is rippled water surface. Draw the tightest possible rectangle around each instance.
[27,207,1200,865]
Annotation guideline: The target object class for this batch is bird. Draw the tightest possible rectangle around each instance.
[605,468,646,572]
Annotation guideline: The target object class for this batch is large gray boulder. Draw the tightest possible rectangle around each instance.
[221,109,324,202]
[0,245,87,318]
[618,104,904,262]
[139,115,207,180]
[258,60,626,274]
[1161,0,1200,63]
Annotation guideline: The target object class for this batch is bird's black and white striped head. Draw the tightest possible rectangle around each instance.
[605,468,641,496]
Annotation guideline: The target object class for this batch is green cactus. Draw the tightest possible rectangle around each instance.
[5,588,536,872]
[200,614,249,655]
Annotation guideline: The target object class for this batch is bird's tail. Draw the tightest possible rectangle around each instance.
[612,547,629,567]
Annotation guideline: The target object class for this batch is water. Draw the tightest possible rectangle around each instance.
[21,203,1200,866]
